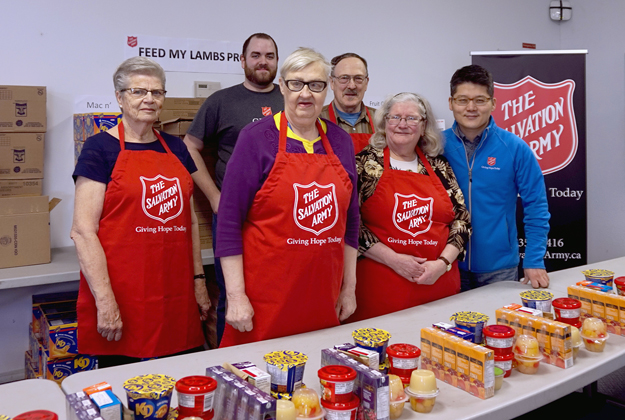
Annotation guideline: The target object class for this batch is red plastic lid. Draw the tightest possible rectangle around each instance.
[494,352,514,362]
[483,325,515,339]
[552,297,581,309]
[13,411,58,420]
[175,375,217,394]
[386,343,421,358]
[318,365,357,382]
[614,277,625,286]
[320,394,360,410]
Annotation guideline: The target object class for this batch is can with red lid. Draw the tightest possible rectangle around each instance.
[318,365,357,403]
[483,325,515,356]
[175,375,218,420]
[13,411,58,420]
[614,277,625,296]
[552,297,582,328]
[386,343,421,378]
[494,353,514,378]
[320,394,360,419]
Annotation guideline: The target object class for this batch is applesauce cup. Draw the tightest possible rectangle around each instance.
[494,367,505,391]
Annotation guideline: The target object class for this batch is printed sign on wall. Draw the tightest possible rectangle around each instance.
[124,35,244,74]
[472,51,587,273]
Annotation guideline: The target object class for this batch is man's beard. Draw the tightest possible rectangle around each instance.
[244,64,276,87]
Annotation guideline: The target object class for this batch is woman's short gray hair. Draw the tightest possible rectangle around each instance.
[370,92,444,157]
[280,47,330,80]
[113,57,166,92]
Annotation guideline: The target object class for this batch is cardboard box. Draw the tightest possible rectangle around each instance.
[0,133,44,179]
[160,118,193,138]
[44,311,78,358]
[44,352,98,385]
[32,291,78,338]
[0,85,46,132]
[163,97,204,110]
[158,108,200,123]
[0,195,59,268]
[0,179,43,196]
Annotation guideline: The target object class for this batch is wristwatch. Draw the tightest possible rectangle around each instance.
[437,256,452,272]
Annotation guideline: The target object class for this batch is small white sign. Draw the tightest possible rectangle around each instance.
[124,35,244,74]
[436,119,446,131]
[74,95,118,114]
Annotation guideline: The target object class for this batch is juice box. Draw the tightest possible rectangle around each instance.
[534,317,552,359]
[590,288,606,320]
[455,339,472,393]
[548,320,573,369]
[420,328,434,371]
[604,293,621,335]
[429,330,446,380]
[576,286,593,319]
[443,336,460,388]
[468,345,494,400]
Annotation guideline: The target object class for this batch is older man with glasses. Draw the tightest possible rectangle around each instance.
[320,53,375,153]
[443,64,550,292]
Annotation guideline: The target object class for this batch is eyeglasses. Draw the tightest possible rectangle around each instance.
[284,80,327,93]
[333,75,368,85]
[121,88,167,99]
[386,115,426,126]
[452,96,492,106]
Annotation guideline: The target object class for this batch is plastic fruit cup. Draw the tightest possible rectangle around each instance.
[277,400,297,420]
[386,343,421,378]
[582,269,614,287]
[483,325,515,356]
[494,367,505,391]
[615,277,625,296]
[292,388,324,418]
[320,395,359,420]
[520,290,554,312]
[388,374,408,420]
[494,353,514,378]
[581,334,609,352]
[175,376,217,420]
[404,387,439,414]
[318,365,357,403]
[352,328,391,365]
[515,355,541,374]
[570,326,583,360]
[552,297,582,328]
[513,334,541,358]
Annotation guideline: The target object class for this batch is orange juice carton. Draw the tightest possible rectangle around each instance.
[567,286,581,302]
[429,330,446,380]
[455,339,472,393]
[420,328,433,371]
[521,315,538,338]
[495,308,512,326]
[604,293,622,335]
[468,345,494,400]
[534,317,552,360]
[590,289,607,321]
[443,336,459,388]
[548,321,574,369]
[617,295,625,337]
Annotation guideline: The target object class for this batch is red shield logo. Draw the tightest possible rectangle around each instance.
[293,182,338,236]
[493,75,577,175]
[140,175,184,224]
[393,193,434,237]
[487,157,496,166]
[127,36,138,48]
[262,107,272,117]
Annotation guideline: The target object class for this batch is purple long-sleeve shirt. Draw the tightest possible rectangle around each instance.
[216,114,359,257]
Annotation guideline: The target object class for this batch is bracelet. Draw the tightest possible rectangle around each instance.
[437,256,451,266]
[193,274,206,280]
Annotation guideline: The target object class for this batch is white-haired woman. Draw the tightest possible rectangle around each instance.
[348,93,471,322]
[71,57,210,366]
[217,48,359,347]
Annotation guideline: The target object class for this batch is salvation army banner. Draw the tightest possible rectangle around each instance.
[472,51,587,273]
[124,34,244,74]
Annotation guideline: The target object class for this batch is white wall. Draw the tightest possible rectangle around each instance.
[2,0,622,262]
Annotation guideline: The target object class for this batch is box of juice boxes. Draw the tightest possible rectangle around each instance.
[568,285,625,336]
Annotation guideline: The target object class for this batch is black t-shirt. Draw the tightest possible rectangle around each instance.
[73,131,197,184]
[186,83,284,189]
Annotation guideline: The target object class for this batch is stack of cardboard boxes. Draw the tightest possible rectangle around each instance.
[27,291,98,384]
[0,85,58,269]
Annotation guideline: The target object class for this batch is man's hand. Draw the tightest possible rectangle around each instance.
[521,268,550,288]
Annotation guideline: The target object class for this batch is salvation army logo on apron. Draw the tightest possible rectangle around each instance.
[140,175,184,223]
[292,181,338,236]
[492,75,577,175]
[393,193,434,237]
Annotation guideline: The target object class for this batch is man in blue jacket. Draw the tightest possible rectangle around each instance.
[443,65,550,291]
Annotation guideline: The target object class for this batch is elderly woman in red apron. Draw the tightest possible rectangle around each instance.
[347,93,471,322]
[216,48,360,347]
[71,57,210,367]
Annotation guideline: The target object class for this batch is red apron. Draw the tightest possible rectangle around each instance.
[328,102,374,154]
[348,147,460,322]
[77,122,203,358]
[220,113,353,347]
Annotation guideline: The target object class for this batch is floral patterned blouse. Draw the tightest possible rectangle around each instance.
[356,145,471,259]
